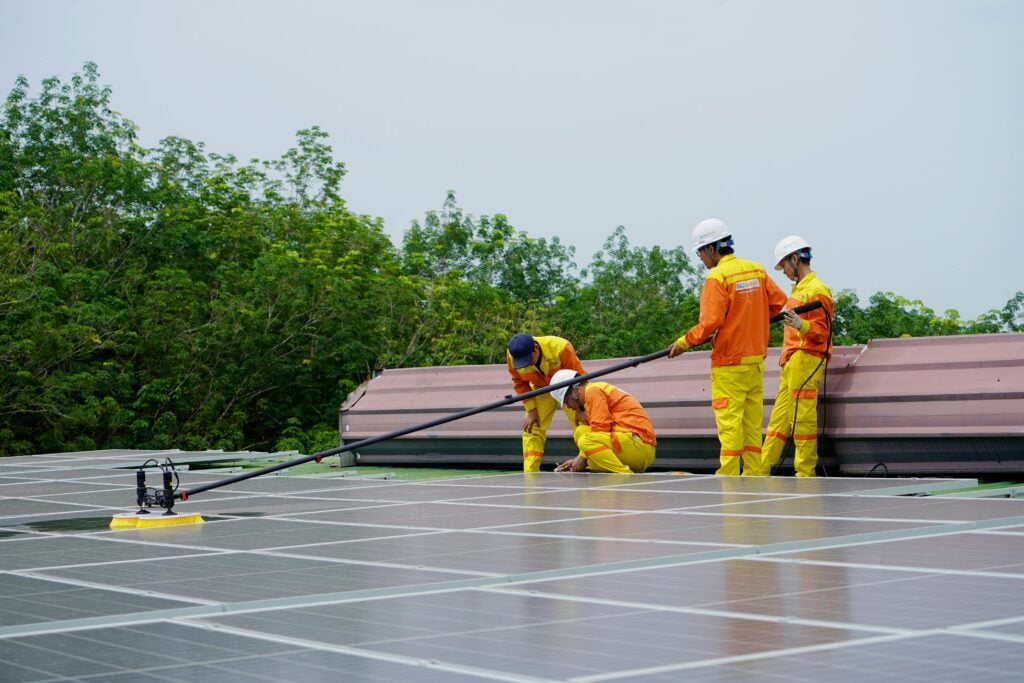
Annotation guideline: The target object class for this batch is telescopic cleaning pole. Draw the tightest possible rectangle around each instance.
[176,301,822,502]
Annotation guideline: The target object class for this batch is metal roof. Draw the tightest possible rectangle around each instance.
[340,333,1024,474]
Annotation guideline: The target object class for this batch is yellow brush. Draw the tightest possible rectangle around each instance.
[109,513,204,530]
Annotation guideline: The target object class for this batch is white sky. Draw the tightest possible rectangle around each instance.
[2,0,1021,317]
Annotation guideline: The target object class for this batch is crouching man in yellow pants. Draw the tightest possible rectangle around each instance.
[548,369,656,474]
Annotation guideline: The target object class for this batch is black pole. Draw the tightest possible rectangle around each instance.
[178,300,823,501]
[180,347,670,499]
[771,300,821,323]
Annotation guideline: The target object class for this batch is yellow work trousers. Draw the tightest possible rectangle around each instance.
[759,350,826,477]
[573,425,655,474]
[523,392,577,472]
[710,362,765,476]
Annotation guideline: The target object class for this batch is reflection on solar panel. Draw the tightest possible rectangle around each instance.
[3,450,1024,681]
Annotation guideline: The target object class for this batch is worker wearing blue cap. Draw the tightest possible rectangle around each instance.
[507,333,586,471]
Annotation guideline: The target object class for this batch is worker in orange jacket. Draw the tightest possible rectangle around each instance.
[751,235,834,477]
[507,334,585,472]
[548,369,656,474]
[668,219,787,476]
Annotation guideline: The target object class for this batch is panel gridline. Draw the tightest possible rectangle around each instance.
[1,460,1023,681]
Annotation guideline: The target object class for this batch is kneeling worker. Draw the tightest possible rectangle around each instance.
[549,369,656,473]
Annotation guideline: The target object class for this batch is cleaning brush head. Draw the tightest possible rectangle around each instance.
[109,513,204,530]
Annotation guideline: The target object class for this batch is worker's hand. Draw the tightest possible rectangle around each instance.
[555,455,587,472]
[668,341,686,359]
[575,409,589,426]
[522,408,540,433]
[783,309,801,329]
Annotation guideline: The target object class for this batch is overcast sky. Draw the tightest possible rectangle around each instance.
[2,0,1021,317]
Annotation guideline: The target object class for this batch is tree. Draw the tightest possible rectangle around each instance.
[552,227,701,357]
[832,290,1007,345]
[402,191,578,305]
[1002,291,1024,332]
[0,64,400,455]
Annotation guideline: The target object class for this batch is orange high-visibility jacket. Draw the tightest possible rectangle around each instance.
[780,271,834,365]
[507,335,586,412]
[583,381,657,446]
[677,254,787,368]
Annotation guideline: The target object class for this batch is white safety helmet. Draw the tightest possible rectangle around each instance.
[773,235,812,270]
[691,218,732,252]
[549,369,581,407]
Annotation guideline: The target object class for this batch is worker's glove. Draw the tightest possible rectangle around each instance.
[783,309,801,329]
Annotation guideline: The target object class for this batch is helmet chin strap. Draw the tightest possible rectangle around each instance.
[789,255,801,282]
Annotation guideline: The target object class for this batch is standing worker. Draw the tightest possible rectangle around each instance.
[753,236,834,477]
[507,334,586,472]
[668,219,787,476]
[548,370,656,474]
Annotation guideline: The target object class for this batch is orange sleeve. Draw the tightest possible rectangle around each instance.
[559,342,585,374]
[683,277,729,348]
[507,354,532,398]
[584,385,613,434]
[766,276,788,317]
[800,294,834,347]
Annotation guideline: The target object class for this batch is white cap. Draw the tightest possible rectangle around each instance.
[549,369,581,407]
[691,218,732,252]
[773,235,812,270]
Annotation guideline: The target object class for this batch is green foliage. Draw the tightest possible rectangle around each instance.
[831,290,1006,345]
[551,226,700,357]
[0,64,402,455]
[0,64,1017,457]
[1001,291,1024,332]
[402,190,577,304]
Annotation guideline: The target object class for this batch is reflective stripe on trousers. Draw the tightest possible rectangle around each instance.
[522,392,577,472]
[758,350,825,477]
[572,424,655,474]
[710,362,765,476]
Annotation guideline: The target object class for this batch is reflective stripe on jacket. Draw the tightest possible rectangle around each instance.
[677,254,787,368]
[583,381,656,446]
[780,271,834,365]
[507,335,586,412]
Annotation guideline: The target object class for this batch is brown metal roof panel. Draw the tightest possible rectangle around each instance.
[339,333,1024,473]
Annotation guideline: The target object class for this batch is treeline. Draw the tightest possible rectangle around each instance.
[1,65,1020,456]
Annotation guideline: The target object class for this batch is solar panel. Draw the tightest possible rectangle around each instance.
[2,452,1023,681]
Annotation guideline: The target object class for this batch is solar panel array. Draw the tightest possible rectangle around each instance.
[2,450,1024,682]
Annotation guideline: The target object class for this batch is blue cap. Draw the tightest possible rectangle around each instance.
[507,333,536,369]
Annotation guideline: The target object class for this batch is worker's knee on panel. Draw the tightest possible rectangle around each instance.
[523,455,542,473]
[632,443,656,473]
[586,450,631,474]
[615,435,654,474]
